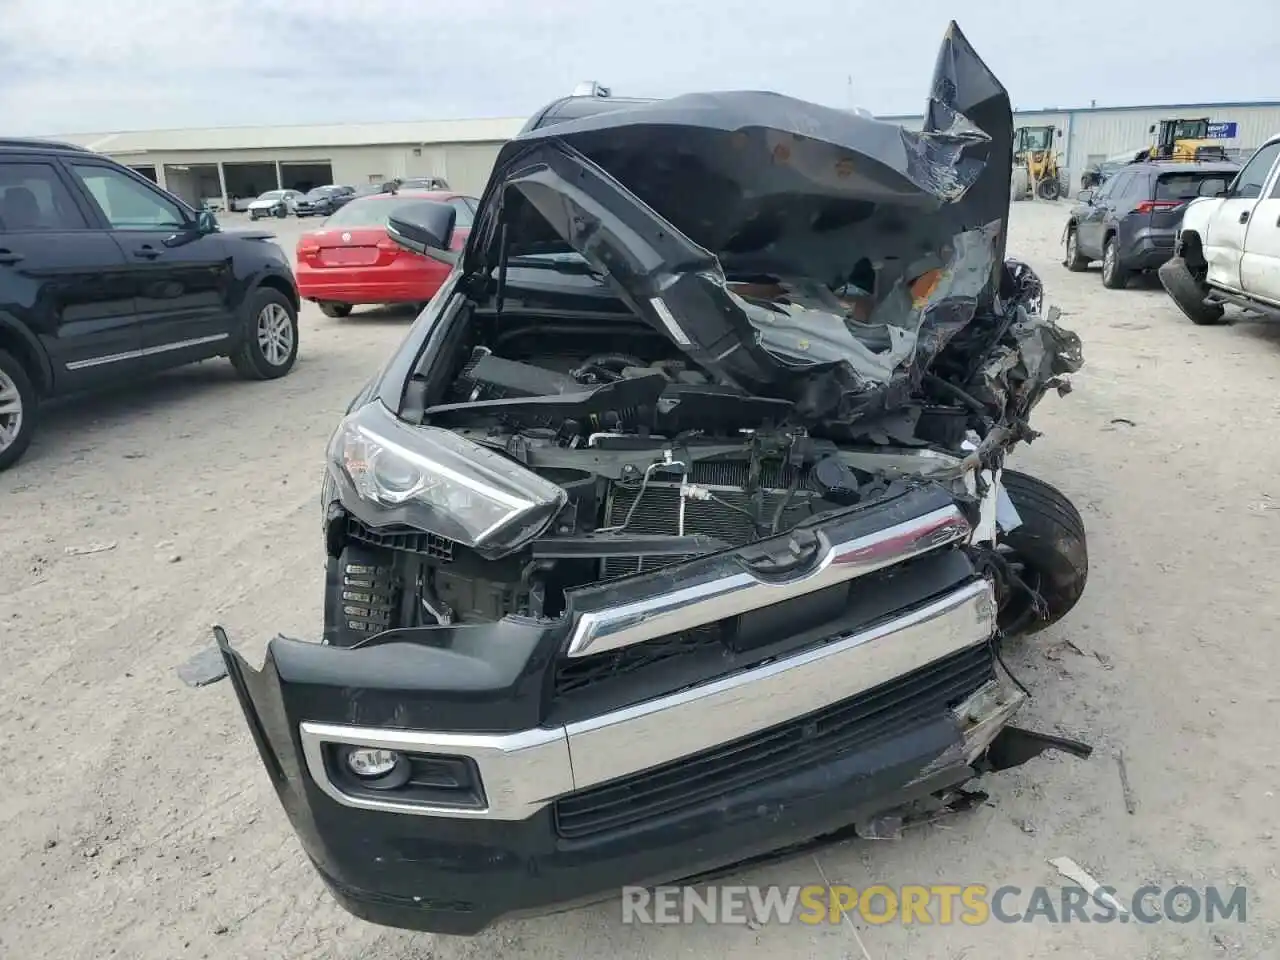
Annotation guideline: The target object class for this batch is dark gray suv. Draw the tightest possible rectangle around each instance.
[1063,159,1239,288]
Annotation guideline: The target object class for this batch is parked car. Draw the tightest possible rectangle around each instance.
[1160,134,1280,324]
[295,190,475,317]
[216,22,1091,936]
[1079,148,1145,190]
[247,188,303,220]
[396,176,450,190]
[0,138,301,470]
[294,185,354,217]
[1062,159,1240,288]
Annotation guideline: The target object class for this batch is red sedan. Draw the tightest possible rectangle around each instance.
[295,190,475,317]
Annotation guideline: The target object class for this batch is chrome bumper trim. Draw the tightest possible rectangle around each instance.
[299,723,572,820]
[565,504,972,657]
[298,579,996,819]
[564,579,996,789]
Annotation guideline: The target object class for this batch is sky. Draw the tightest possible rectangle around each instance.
[1,0,1276,136]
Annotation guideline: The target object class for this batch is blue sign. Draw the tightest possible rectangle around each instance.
[1206,122,1238,139]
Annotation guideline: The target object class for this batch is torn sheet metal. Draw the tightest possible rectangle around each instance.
[450,21,1025,429]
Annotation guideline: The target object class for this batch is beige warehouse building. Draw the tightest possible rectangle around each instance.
[58,117,527,209]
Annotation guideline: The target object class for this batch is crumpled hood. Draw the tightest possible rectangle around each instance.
[460,21,1017,426]
[471,21,1011,293]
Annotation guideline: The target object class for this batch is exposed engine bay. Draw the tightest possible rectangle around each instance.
[328,253,1081,640]
[321,36,1085,644]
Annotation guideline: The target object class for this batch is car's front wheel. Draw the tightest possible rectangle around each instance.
[249,211,260,221]
[0,349,37,472]
[1063,228,1090,271]
[231,288,299,380]
[996,470,1088,637]
[319,302,353,318]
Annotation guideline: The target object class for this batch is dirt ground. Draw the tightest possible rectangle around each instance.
[2,202,1278,960]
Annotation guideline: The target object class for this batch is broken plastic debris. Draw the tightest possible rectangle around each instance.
[177,647,228,688]
[64,541,117,556]
[1047,857,1129,917]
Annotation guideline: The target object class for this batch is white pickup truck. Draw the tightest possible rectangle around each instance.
[1159,134,1280,324]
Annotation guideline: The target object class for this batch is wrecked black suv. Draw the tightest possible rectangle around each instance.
[218,23,1090,936]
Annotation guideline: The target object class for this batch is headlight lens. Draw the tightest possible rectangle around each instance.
[328,401,566,557]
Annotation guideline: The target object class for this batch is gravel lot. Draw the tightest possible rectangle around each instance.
[2,202,1278,960]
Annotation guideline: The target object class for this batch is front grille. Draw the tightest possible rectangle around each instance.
[346,516,453,560]
[554,624,724,696]
[600,462,815,581]
[553,642,994,840]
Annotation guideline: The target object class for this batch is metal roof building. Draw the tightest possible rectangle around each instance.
[880,100,1280,186]
[57,117,527,209]
[61,100,1280,210]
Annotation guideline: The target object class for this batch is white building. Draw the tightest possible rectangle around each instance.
[879,100,1280,186]
[59,99,1280,209]
[58,117,526,208]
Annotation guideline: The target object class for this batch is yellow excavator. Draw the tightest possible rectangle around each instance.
[1140,118,1229,162]
[1011,124,1065,201]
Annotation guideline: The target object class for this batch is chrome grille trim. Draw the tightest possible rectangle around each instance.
[566,504,971,658]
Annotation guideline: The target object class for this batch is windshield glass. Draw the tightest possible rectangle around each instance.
[1171,120,1209,140]
[255,190,284,201]
[1021,128,1052,151]
[306,187,334,199]
[1156,172,1233,200]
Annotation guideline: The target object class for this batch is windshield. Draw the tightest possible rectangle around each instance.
[1171,120,1209,140]
[306,187,335,199]
[1156,171,1233,200]
[1020,128,1053,151]
[255,190,285,201]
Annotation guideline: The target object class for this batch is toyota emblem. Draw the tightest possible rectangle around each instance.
[341,232,352,243]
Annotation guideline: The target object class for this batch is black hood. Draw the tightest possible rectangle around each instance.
[467,21,1011,290]
[459,22,1014,423]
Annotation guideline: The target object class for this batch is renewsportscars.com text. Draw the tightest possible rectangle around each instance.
[621,884,1247,926]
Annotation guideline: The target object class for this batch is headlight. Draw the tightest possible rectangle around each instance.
[327,401,566,558]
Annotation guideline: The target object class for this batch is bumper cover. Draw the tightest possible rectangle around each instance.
[219,579,1018,933]
[1121,230,1176,269]
[217,487,1080,934]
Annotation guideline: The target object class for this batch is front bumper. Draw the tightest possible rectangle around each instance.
[218,487,1050,934]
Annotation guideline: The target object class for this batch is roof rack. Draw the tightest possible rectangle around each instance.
[0,137,90,153]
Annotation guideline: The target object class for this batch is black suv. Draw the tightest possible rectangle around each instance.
[0,139,301,470]
[218,23,1092,937]
[1063,159,1239,288]
[294,185,355,217]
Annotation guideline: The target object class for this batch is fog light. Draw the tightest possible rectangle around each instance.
[346,748,400,778]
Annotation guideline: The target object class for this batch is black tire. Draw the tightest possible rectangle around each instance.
[1037,177,1061,201]
[1159,256,1226,325]
[1063,227,1090,272]
[231,287,299,380]
[0,349,37,472]
[249,212,260,221]
[1101,237,1129,289]
[319,302,353,318]
[998,470,1088,637]
[274,205,287,219]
